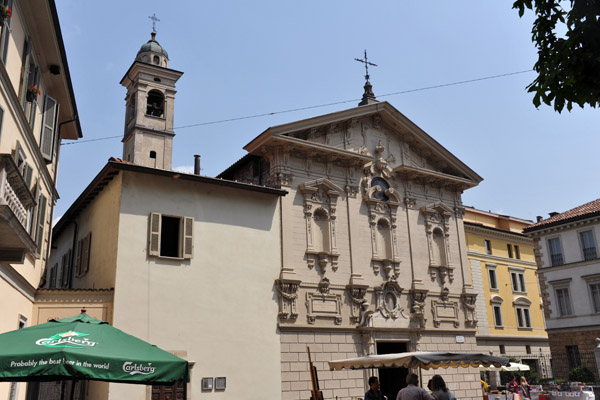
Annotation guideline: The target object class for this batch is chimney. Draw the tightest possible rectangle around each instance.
[194,155,201,175]
[536,216,543,222]
[549,212,559,218]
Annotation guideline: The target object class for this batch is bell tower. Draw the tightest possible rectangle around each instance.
[120,31,183,169]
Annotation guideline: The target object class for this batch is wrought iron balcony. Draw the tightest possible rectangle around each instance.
[583,247,597,261]
[0,154,36,263]
[550,253,564,267]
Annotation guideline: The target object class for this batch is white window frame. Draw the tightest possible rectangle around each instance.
[582,273,600,314]
[509,268,527,293]
[491,295,503,327]
[547,237,564,266]
[578,229,597,261]
[550,279,574,317]
[486,264,498,291]
[514,296,532,329]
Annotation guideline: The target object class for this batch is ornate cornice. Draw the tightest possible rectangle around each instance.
[465,223,533,244]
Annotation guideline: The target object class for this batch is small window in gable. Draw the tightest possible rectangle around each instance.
[148,213,193,259]
[146,90,164,117]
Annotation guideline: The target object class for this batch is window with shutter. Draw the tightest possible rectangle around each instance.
[34,195,47,257]
[148,213,194,259]
[29,181,40,236]
[74,239,82,276]
[40,95,58,162]
[23,163,33,188]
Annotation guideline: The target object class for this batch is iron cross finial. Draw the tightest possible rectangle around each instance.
[148,13,160,33]
[355,50,377,82]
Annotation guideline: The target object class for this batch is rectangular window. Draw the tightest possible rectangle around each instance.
[516,307,531,328]
[485,240,492,255]
[556,288,573,316]
[511,271,526,292]
[493,305,503,326]
[507,244,513,258]
[488,267,498,290]
[566,345,581,370]
[148,213,193,259]
[590,283,600,313]
[49,263,57,289]
[579,230,597,261]
[548,237,564,266]
[499,344,505,354]
[526,345,531,354]
[514,245,520,259]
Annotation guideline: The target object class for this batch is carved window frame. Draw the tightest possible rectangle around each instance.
[299,178,343,272]
[362,178,401,278]
[420,202,454,283]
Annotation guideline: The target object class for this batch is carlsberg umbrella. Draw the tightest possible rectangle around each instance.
[0,313,189,385]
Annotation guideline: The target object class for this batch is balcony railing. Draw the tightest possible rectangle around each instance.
[550,253,564,266]
[583,247,597,261]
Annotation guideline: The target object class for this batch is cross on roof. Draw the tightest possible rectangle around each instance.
[148,13,160,33]
[355,50,377,82]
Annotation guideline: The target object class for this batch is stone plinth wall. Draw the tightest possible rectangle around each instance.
[280,331,482,400]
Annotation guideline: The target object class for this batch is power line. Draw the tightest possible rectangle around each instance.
[61,69,533,146]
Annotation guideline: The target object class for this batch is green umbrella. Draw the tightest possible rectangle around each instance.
[0,313,189,386]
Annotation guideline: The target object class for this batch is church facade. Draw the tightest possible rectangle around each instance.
[220,95,484,399]
[46,33,488,400]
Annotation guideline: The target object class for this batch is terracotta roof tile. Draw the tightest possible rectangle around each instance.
[108,157,135,164]
[525,198,600,232]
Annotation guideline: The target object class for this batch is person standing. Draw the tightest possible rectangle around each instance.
[365,376,387,400]
[396,374,435,400]
[430,375,456,400]
[519,376,531,400]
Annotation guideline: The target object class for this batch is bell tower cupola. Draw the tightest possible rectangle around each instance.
[120,28,183,170]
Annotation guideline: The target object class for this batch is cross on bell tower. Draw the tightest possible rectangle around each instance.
[119,27,183,170]
[355,50,379,106]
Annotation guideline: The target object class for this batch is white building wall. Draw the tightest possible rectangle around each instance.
[108,172,283,400]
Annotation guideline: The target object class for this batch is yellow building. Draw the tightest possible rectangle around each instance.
[464,207,551,380]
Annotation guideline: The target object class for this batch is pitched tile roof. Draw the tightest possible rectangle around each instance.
[524,198,600,232]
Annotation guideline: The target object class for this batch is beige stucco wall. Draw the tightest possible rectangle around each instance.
[49,173,122,290]
[106,171,283,400]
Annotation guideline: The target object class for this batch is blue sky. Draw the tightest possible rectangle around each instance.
[54,1,599,222]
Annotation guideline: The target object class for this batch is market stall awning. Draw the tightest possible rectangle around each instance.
[329,351,510,371]
[479,362,530,372]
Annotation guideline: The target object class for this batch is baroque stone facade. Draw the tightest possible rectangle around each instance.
[221,101,484,400]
